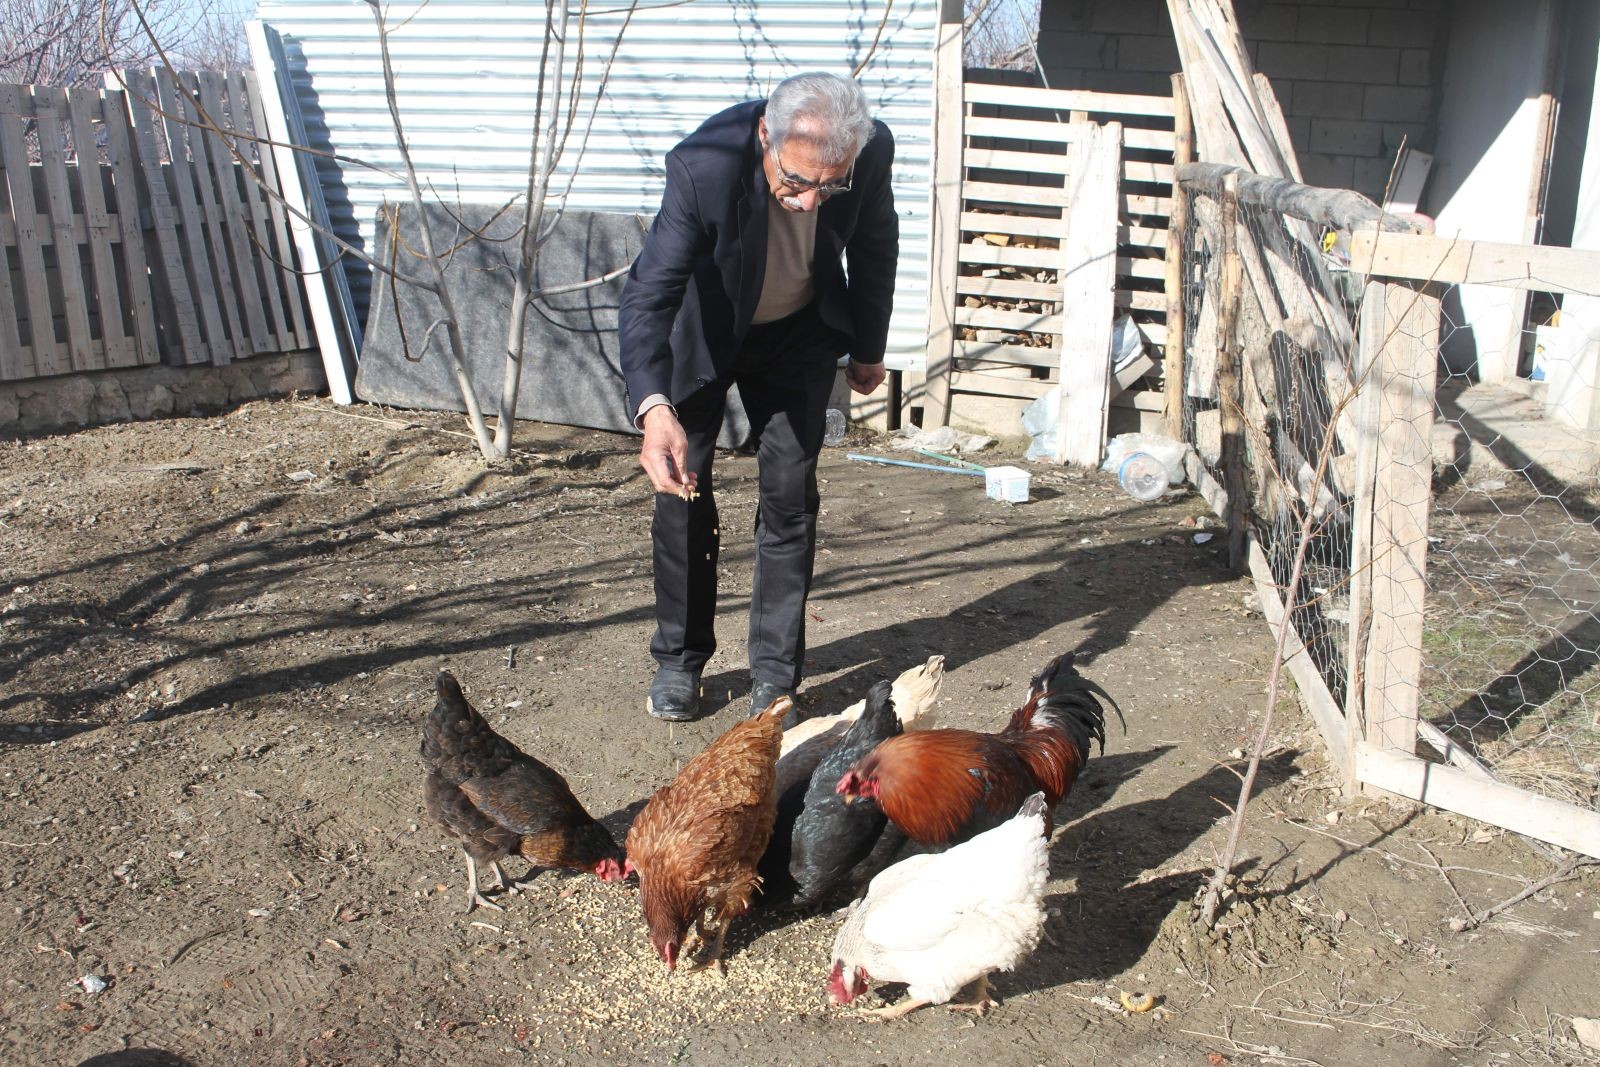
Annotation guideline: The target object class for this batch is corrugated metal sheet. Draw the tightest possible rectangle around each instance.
[254,0,936,369]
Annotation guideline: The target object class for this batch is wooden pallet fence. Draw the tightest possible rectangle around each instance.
[926,79,1181,448]
[0,72,311,382]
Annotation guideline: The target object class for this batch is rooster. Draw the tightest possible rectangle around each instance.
[421,672,625,912]
[828,792,1050,1020]
[625,697,789,972]
[835,652,1121,847]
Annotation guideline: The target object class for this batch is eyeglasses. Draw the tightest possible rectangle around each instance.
[772,146,853,199]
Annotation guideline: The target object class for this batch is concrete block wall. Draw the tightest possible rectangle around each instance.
[1037,0,1448,203]
[0,352,328,438]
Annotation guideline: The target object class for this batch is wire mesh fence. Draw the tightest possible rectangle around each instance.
[1177,165,1600,819]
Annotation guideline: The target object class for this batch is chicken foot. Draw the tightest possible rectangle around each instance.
[865,976,992,1022]
[463,854,505,913]
[685,916,731,976]
[487,861,546,895]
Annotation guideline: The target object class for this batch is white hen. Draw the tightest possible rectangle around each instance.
[775,656,944,799]
[826,792,1049,1020]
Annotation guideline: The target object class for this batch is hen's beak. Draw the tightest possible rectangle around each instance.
[841,793,856,806]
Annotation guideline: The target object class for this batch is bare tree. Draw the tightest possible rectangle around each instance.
[964,0,1040,71]
[0,0,219,85]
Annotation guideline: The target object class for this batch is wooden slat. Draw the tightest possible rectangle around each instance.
[3,87,61,377]
[956,339,1056,368]
[957,275,1059,301]
[1120,257,1167,281]
[1164,71,1193,435]
[66,88,132,368]
[960,210,1066,239]
[0,86,28,378]
[963,80,1176,118]
[1123,160,1174,185]
[1111,352,1156,396]
[956,305,1063,333]
[222,71,289,349]
[1109,389,1165,411]
[958,241,1061,270]
[1133,319,1168,345]
[1056,121,1121,465]
[98,86,160,366]
[1123,192,1172,217]
[1118,289,1167,313]
[34,86,99,371]
[239,70,309,349]
[950,367,1055,399]
[121,70,210,364]
[195,72,268,353]
[158,70,242,363]
[963,179,1068,207]
[966,115,1084,144]
[1117,224,1169,248]
[1355,742,1600,859]
[965,147,1070,175]
[1348,228,1600,294]
[1350,279,1441,760]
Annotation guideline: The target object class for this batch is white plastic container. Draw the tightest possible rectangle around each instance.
[823,408,847,446]
[984,465,1031,503]
[1117,452,1168,501]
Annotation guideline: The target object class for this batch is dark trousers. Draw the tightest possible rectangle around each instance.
[649,304,846,689]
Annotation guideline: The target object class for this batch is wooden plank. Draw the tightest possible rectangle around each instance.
[238,70,308,349]
[1112,352,1156,395]
[956,339,1056,368]
[960,210,1066,240]
[959,242,1062,270]
[965,147,1070,176]
[119,70,210,365]
[1216,171,1247,568]
[956,305,1063,333]
[1134,320,1168,345]
[1252,72,1303,183]
[963,179,1069,207]
[920,7,964,428]
[0,85,29,378]
[34,86,99,371]
[1355,742,1600,859]
[224,70,290,350]
[1122,192,1172,217]
[98,86,160,366]
[1123,160,1174,185]
[247,21,357,401]
[1118,289,1167,313]
[193,71,267,354]
[962,80,1176,118]
[1118,223,1170,248]
[957,275,1059,301]
[1109,389,1164,412]
[1348,228,1600,295]
[1056,121,1121,466]
[66,88,133,368]
[159,70,243,363]
[950,367,1055,399]
[1352,278,1440,761]
[1164,71,1193,435]
[965,115,1083,144]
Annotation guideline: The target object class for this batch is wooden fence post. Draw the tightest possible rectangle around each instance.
[1163,73,1192,440]
[1347,276,1441,778]
[920,0,963,429]
[1215,172,1247,569]
[1055,120,1121,465]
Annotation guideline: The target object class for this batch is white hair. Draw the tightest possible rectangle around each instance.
[765,72,875,165]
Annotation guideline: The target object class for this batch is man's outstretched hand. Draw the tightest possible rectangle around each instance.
[640,405,698,499]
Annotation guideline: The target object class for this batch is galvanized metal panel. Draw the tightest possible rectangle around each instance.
[255,0,935,370]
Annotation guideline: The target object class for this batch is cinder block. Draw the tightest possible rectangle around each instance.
[1088,0,1168,35]
[1382,121,1430,152]
[1369,9,1440,48]
[1301,152,1355,191]
[1290,80,1366,119]
[1297,6,1369,46]
[1353,156,1398,202]
[1116,33,1179,73]
[1364,85,1432,123]
[1258,42,1328,80]
[1310,117,1383,156]
[1039,0,1089,33]
[1325,44,1399,84]
[1398,48,1431,85]
[1036,30,1114,69]
[1243,4,1298,42]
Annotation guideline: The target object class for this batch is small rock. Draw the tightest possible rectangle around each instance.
[1573,1018,1600,1050]
[1228,748,1246,760]
[1324,810,1341,825]
[286,470,316,483]
[1193,532,1214,545]
[76,975,108,995]
[234,520,253,536]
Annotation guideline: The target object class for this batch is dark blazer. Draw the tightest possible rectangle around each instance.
[618,99,899,415]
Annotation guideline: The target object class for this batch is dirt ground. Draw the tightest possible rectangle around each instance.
[1,395,1597,1067]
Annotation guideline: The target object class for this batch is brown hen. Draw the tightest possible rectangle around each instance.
[422,671,624,912]
[624,697,789,972]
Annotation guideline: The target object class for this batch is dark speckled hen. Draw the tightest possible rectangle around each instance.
[421,671,624,912]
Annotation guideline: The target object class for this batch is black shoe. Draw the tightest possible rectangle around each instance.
[751,679,801,729]
[647,668,701,721]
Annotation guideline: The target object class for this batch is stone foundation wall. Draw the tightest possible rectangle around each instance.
[0,352,328,437]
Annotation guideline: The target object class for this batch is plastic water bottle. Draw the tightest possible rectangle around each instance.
[1117,452,1167,501]
[822,407,847,446]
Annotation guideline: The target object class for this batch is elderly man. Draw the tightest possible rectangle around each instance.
[619,71,899,723]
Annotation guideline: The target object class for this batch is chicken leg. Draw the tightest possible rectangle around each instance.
[463,854,504,913]
[947,974,993,1016]
[686,918,730,976]
[865,997,932,1021]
